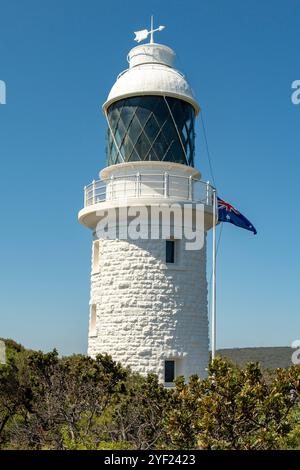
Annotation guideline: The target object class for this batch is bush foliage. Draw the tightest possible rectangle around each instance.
[0,338,299,450]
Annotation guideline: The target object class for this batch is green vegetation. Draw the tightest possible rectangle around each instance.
[0,339,299,450]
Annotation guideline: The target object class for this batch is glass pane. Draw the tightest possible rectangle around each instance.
[115,153,122,164]
[108,106,121,133]
[163,148,176,163]
[134,131,151,160]
[173,98,187,123]
[161,118,178,143]
[126,96,141,107]
[120,133,134,161]
[135,106,151,128]
[152,133,169,160]
[146,151,159,161]
[121,104,136,130]
[182,124,188,142]
[114,118,126,147]
[186,115,193,133]
[143,115,160,142]
[153,99,169,127]
[110,144,119,165]
[128,148,141,162]
[127,114,143,147]
[188,151,194,166]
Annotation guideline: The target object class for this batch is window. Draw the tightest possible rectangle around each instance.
[106,96,195,166]
[92,240,99,274]
[164,360,175,383]
[166,240,175,264]
[90,304,97,336]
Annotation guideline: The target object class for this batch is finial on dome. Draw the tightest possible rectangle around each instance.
[133,15,165,44]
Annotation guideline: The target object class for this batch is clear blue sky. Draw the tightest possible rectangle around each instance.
[0,0,299,355]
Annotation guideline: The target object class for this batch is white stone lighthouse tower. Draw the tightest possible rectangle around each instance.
[78,26,215,384]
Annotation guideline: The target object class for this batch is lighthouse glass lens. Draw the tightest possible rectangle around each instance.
[106,96,195,166]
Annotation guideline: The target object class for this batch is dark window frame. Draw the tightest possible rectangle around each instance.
[164,360,175,383]
[166,239,175,264]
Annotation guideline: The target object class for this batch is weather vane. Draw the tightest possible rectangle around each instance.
[134,16,165,44]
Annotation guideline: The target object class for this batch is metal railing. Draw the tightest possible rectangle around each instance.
[84,173,214,208]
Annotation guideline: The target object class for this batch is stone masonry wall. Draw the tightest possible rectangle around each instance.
[88,236,209,383]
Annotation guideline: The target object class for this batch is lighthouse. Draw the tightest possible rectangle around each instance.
[78,23,215,384]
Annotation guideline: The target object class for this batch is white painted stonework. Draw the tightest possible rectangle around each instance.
[88,236,209,382]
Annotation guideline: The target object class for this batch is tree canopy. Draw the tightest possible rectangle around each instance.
[0,339,299,450]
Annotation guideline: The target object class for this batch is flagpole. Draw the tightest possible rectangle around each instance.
[211,188,217,361]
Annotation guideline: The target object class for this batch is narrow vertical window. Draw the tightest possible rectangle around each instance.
[164,360,175,383]
[92,240,99,274]
[166,240,175,263]
[90,304,97,336]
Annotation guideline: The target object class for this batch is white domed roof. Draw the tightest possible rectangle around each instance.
[103,43,200,114]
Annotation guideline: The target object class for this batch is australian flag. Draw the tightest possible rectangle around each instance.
[217,197,257,235]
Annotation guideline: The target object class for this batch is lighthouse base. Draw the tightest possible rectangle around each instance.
[88,236,209,384]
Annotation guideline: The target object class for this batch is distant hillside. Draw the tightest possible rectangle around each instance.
[1,339,295,370]
[217,347,294,370]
